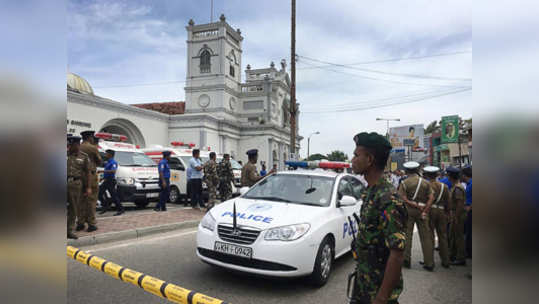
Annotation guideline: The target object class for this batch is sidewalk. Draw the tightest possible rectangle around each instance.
[68,205,206,247]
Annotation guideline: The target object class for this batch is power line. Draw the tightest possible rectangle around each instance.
[297,50,471,68]
[298,55,471,81]
[302,87,471,114]
[297,60,469,88]
[94,80,187,89]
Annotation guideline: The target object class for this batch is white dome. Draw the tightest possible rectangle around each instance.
[67,72,94,95]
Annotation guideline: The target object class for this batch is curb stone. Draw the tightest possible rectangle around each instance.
[67,220,200,247]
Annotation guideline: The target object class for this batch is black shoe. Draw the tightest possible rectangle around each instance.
[161,208,167,211]
[423,265,435,272]
[67,232,78,239]
[435,247,440,251]
[86,225,98,232]
[113,211,124,216]
[419,261,425,265]
[442,263,450,269]
[99,209,108,215]
[153,208,160,212]
[451,260,467,266]
[403,260,411,268]
[75,224,85,231]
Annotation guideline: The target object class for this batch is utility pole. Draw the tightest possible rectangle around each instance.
[289,0,297,155]
[458,116,462,168]
[376,117,400,139]
[210,0,214,22]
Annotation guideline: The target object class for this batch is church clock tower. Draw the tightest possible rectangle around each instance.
[184,14,243,113]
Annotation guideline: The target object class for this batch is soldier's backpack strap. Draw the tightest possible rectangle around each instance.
[435,183,445,204]
[412,177,423,201]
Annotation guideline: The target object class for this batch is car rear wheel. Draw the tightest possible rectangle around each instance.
[310,236,334,287]
[169,186,180,204]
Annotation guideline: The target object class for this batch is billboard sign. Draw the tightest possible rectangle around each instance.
[389,124,425,152]
[441,115,459,143]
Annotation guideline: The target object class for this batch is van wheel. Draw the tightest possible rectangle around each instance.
[134,200,149,209]
[310,236,334,287]
[169,186,180,204]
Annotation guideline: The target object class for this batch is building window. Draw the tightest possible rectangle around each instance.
[229,65,235,77]
[200,50,211,73]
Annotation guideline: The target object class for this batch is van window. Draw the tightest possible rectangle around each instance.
[115,152,156,167]
[168,157,185,171]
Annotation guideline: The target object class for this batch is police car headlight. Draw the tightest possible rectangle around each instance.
[201,212,216,232]
[264,223,310,241]
[118,177,135,185]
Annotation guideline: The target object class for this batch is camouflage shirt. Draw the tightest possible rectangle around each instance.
[218,159,234,181]
[203,159,219,185]
[354,177,407,303]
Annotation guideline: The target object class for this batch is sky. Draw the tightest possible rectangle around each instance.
[68,0,472,158]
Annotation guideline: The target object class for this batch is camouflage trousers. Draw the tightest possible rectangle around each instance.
[206,180,218,208]
[219,179,232,201]
[78,175,98,226]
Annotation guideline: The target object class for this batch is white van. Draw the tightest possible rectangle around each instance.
[97,139,160,208]
[143,146,241,204]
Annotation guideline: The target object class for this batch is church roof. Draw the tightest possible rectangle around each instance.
[133,101,185,115]
[67,72,94,95]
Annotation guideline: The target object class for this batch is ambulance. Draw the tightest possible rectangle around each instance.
[143,142,241,204]
[95,133,161,208]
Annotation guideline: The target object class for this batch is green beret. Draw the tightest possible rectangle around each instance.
[353,132,392,152]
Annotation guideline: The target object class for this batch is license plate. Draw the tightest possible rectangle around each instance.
[214,241,253,259]
[146,192,159,198]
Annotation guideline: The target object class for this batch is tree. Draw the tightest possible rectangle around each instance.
[306,153,326,161]
[425,120,440,135]
[326,150,348,162]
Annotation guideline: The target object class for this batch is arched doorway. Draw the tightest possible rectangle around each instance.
[100,118,146,147]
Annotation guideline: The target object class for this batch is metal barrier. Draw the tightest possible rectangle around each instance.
[67,246,230,304]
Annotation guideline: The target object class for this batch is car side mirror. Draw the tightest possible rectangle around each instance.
[339,195,357,207]
[239,187,250,196]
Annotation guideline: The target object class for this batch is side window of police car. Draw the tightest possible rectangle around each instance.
[337,178,354,201]
[349,177,364,201]
[168,157,185,171]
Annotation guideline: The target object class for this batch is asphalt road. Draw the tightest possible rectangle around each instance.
[67,229,472,304]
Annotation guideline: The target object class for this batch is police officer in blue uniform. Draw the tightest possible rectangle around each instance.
[155,150,171,212]
[98,149,124,216]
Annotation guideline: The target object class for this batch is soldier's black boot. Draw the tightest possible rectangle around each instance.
[423,265,435,272]
[403,260,411,269]
[67,232,78,239]
[75,224,85,231]
[87,225,98,232]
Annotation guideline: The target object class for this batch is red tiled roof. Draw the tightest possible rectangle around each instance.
[133,101,185,115]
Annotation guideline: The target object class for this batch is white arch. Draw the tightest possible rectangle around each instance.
[100,118,146,147]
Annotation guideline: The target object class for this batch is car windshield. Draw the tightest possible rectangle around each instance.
[243,174,335,207]
[229,159,242,169]
[115,151,156,167]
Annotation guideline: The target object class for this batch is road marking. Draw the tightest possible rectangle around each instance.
[86,229,198,253]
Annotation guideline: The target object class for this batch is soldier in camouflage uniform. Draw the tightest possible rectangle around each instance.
[349,132,407,304]
[218,153,234,201]
[78,130,102,232]
[203,152,219,210]
[446,166,467,266]
[67,135,91,239]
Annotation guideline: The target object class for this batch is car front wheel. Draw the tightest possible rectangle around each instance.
[169,186,180,204]
[310,236,334,287]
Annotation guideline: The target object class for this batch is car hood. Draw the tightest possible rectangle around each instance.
[210,197,329,230]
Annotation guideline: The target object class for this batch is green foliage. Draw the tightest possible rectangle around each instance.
[326,150,348,162]
[306,153,326,161]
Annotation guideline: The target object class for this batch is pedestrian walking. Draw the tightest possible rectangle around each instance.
[189,149,205,209]
[423,166,451,268]
[155,151,171,212]
[260,164,267,176]
[398,161,435,271]
[218,153,234,201]
[67,135,91,239]
[241,149,263,187]
[78,130,102,232]
[203,152,219,211]
[446,166,467,266]
[348,132,407,304]
[98,149,124,216]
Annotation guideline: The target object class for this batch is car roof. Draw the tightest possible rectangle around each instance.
[277,169,350,179]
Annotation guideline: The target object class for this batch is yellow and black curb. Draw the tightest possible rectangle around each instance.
[67,246,230,304]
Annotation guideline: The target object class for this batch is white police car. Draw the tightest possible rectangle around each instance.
[196,165,365,286]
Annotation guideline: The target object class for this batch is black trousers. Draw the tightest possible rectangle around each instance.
[190,178,204,208]
[465,210,472,258]
[98,179,123,212]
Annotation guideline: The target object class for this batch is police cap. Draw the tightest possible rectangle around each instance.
[446,166,460,174]
[403,161,420,170]
[162,150,172,156]
[67,135,81,145]
[80,130,95,139]
[246,149,258,156]
[105,149,115,156]
[353,132,392,152]
[423,166,440,174]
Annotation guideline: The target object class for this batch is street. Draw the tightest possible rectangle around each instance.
[68,228,472,304]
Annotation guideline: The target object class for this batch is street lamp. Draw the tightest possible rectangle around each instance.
[307,131,320,160]
[376,118,400,139]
